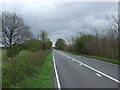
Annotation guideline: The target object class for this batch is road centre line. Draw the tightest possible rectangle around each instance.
[79,64,82,66]
[60,50,119,66]
[96,73,102,77]
[56,50,120,84]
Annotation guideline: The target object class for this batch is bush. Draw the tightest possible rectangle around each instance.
[75,34,94,54]
[55,38,67,50]
[6,45,21,58]
[21,39,42,52]
[2,50,49,88]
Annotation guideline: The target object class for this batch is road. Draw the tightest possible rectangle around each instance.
[52,49,119,88]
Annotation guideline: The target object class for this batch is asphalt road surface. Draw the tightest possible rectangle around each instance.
[52,49,119,88]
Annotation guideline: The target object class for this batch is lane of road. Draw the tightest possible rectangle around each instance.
[52,49,119,88]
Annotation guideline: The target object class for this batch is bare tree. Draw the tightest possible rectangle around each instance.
[1,11,32,47]
[0,14,2,46]
[106,14,119,59]
[118,3,120,59]
[106,14,119,38]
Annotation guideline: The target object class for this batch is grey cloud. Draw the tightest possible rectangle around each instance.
[0,2,117,46]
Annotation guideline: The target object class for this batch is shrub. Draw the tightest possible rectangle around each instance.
[2,50,49,88]
[75,34,94,54]
[55,38,67,50]
[22,39,42,52]
[6,45,21,58]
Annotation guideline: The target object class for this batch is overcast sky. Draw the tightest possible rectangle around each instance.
[0,1,118,46]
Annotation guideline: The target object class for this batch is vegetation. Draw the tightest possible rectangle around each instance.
[55,14,119,64]
[1,9,119,88]
[40,30,49,50]
[22,37,52,52]
[46,40,52,49]
[11,52,54,88]
[75,35,94,54]
[6,45,21,58]
[2,50,50,88]
[22,39,43,52]
[0,49,2,88]
[2,11,53,88]
[63,50,119,64]
[1,11,32,47]
[1,11,32,58]
[55,38,67,50]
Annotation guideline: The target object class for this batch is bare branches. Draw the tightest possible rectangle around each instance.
[63,14,119,59]
[2,11,32,47]
[106,14,118,29]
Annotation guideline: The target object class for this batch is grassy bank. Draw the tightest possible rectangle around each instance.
[0,49,2,89]
[63,50,119,65]
[2,50,52,88]
[0,51,1,67]
[12,51,54,88]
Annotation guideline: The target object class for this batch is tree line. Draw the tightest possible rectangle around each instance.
[1,11,52,58]
[1,11,52,87]
[55,14,119,59]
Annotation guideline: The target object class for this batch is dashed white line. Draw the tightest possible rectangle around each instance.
[52,52,61,89]
[96,73,102,77]
[56,50,120,84]
[79,64,82,66]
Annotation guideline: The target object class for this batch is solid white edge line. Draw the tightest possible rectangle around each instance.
[56,50,120,84]
[52,52,61,89]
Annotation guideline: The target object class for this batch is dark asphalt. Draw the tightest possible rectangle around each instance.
[53,49,119,88]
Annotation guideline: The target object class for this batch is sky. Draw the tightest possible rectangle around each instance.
[0,1,118,46]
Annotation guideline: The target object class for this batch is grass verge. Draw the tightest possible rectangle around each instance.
[0,49,2,89]
[12,51,54,88]
[63,50,120,65]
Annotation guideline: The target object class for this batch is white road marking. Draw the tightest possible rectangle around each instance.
[79,64,82,66]
[55,50,120,84]
[52,52,61,89]
[59,50,119,67]
[96,73,102,77]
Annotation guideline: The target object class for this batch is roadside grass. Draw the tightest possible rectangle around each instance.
[0,49,2,88]
[2,50,50,88]
[63,50,120,65]
[0,49,2,67]
[11,51,54,88]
